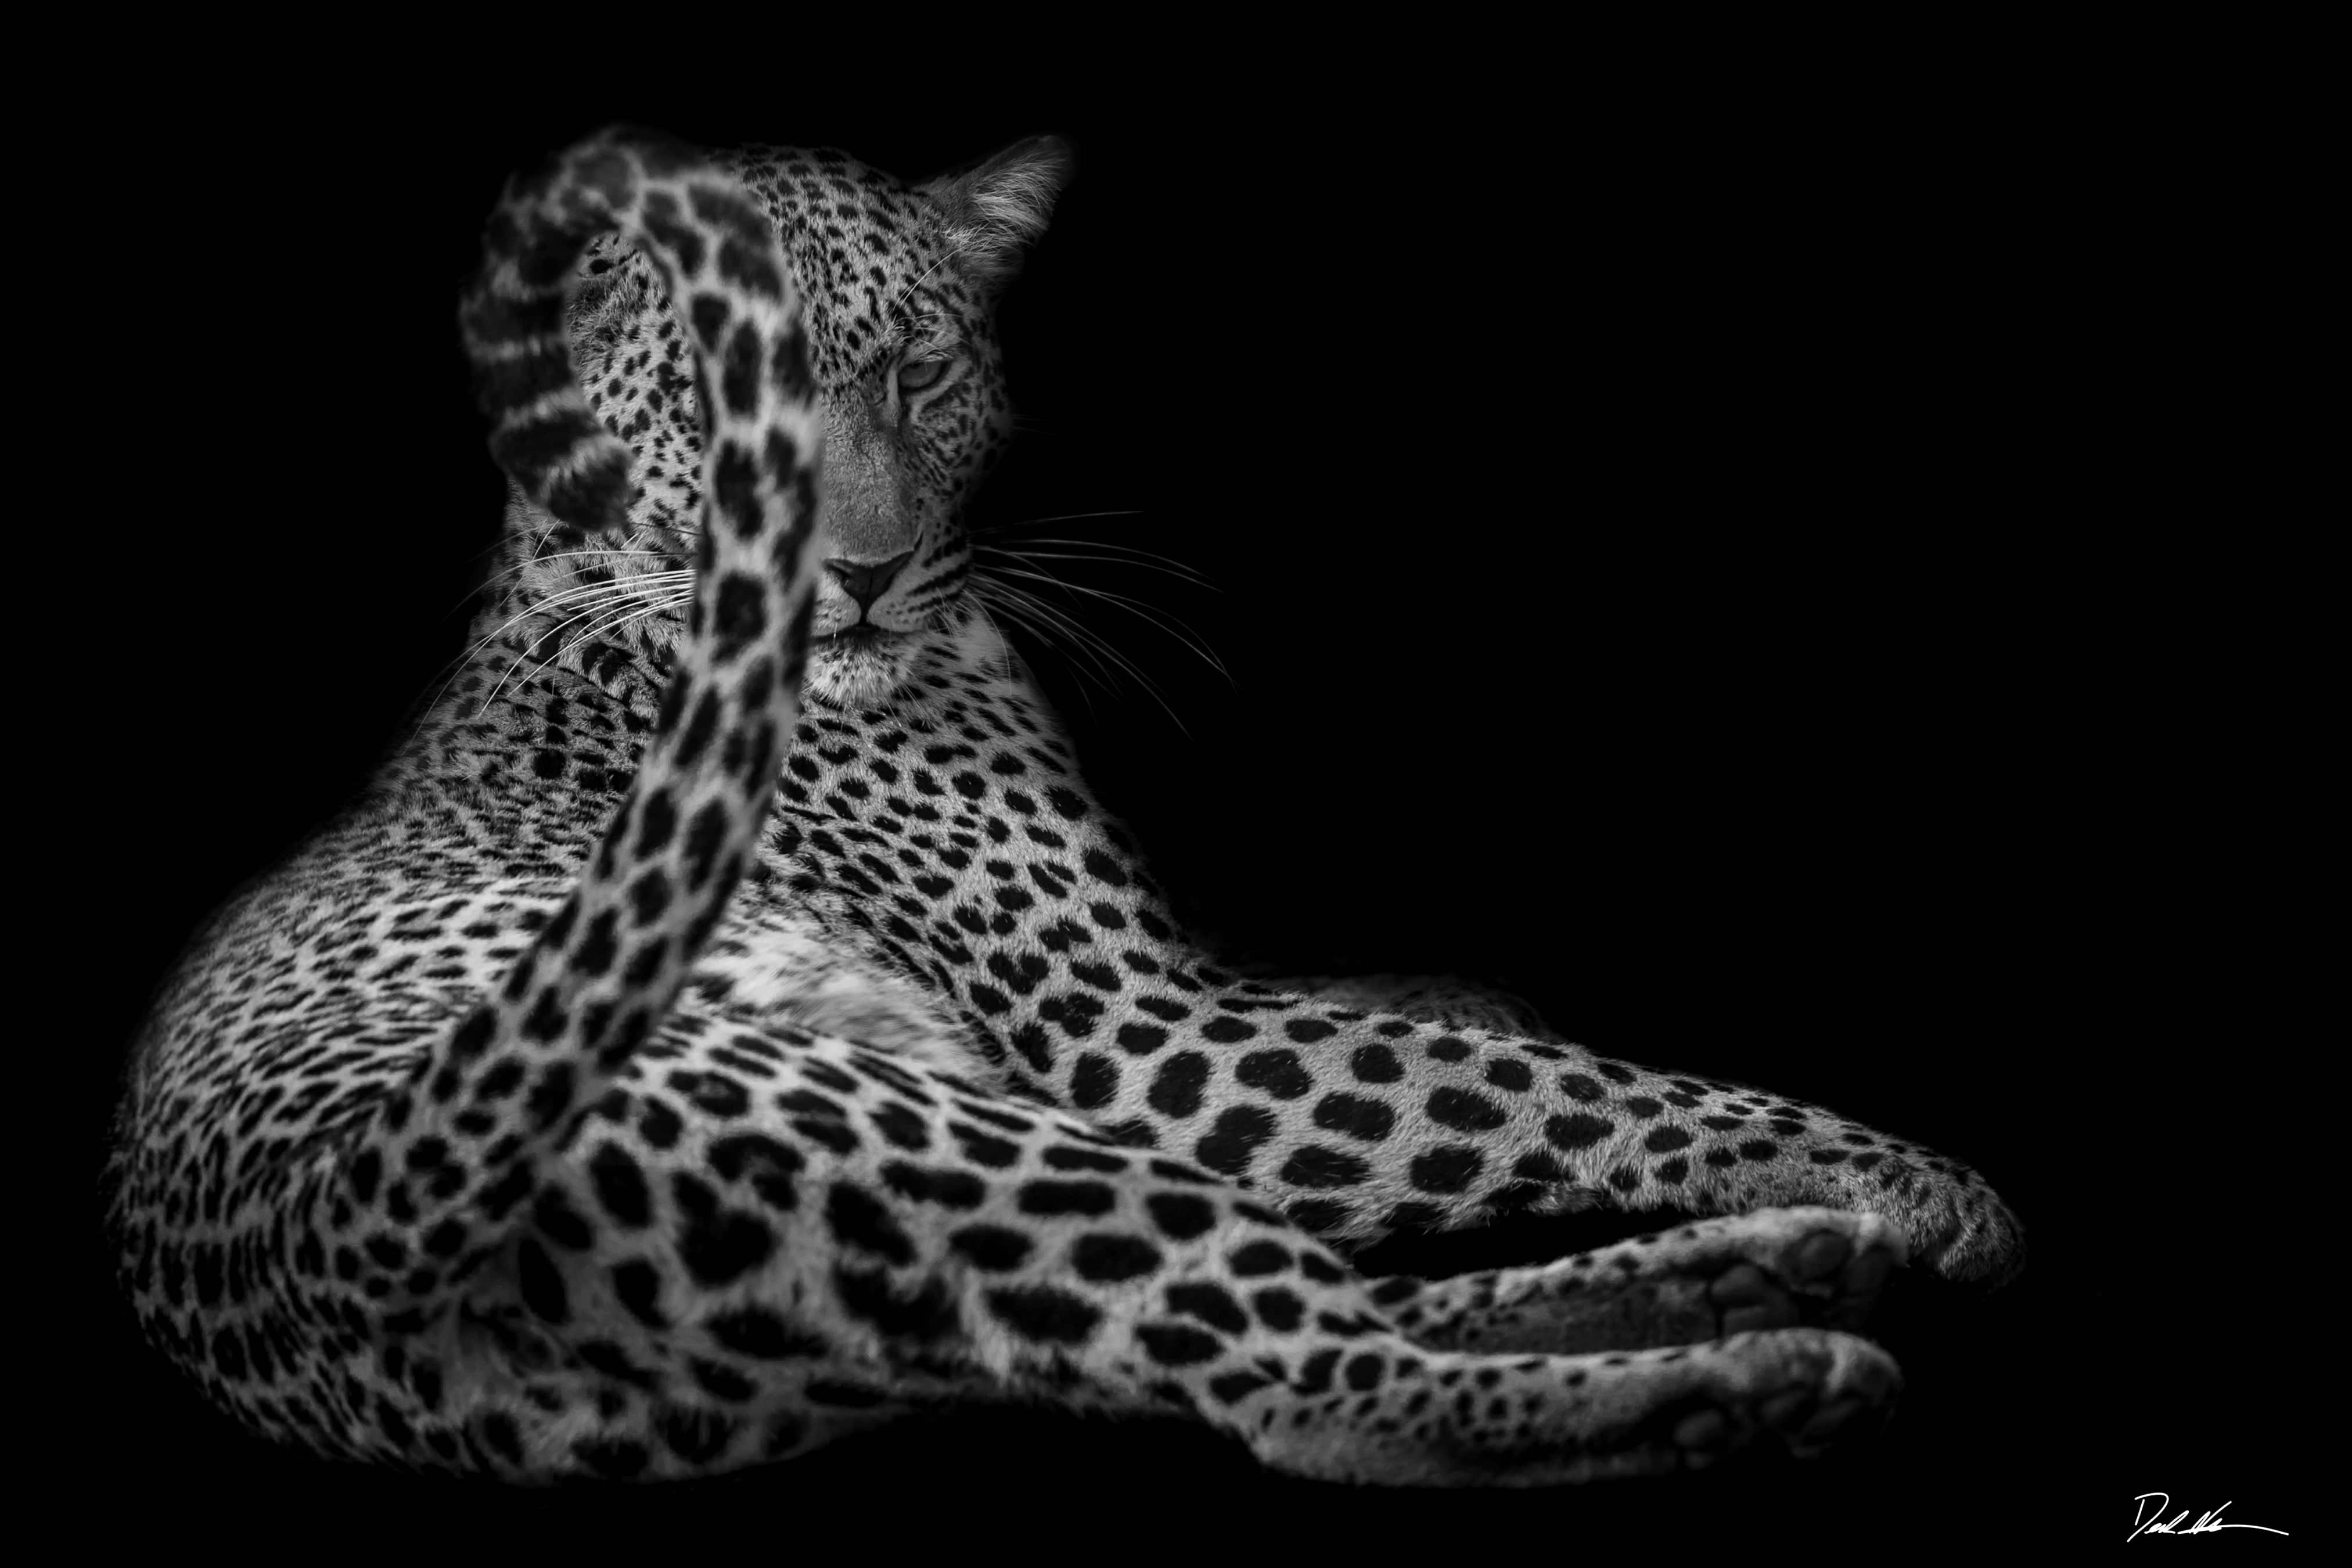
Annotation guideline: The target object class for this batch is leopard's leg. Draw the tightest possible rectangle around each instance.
[1366,1207,1905,1356]
[1244,1326,1901,1485]
[983,873,2019,1279]
[509,1029,1901,1485]
[1064,993,2023,1285]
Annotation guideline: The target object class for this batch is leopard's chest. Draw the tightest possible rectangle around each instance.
[693,887,982,1080]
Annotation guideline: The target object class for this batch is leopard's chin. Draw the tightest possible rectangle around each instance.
[805,627,918,711]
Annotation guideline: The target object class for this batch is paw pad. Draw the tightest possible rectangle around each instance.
[1707,1263,1771,1307]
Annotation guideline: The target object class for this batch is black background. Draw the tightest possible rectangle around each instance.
[56,28,2310,1549]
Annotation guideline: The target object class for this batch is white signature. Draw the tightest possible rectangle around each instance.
[2131,1494,2289,1539]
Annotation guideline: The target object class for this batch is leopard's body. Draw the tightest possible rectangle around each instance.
[106,129,2022,1487]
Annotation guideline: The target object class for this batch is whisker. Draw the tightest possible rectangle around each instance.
[974,509,1147,532]
[554,592,691,666]
[975,543,1217,591]
[976,565,1229,682]
[479,589,691,717]
[980,582,1192,735]
[456,552,688,615]
[980,585,1120,689]
[970,603,1033,685]
[973,588,1112,722]
[473,580,688,717]
[887,250,962,321]
[411,576,669,742]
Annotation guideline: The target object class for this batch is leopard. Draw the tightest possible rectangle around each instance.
[105,126,2023,1488]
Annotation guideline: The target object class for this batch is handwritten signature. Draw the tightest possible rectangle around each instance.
[2131,1494,2289,1539]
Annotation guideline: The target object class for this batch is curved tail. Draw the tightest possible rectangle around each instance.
[325,128,821,1332]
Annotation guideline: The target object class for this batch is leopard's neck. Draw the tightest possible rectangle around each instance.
[755,617,1187,947]
[383,596,1177,946]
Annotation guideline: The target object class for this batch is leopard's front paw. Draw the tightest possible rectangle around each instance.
[1657,1327,1904,1468]
[1245,1326,1902,1486]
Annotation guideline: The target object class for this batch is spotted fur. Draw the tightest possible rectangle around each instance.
[107,127,2022,1486]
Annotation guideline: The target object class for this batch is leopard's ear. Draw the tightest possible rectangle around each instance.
[918,135,1074,296]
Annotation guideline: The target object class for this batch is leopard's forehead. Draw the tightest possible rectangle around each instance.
[718,144,991,389]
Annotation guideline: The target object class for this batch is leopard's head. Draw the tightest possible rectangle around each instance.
[528,136,1071,711]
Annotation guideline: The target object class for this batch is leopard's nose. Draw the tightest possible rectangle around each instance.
[823,552,914,615]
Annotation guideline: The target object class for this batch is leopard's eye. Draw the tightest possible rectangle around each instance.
[897,358,948,393]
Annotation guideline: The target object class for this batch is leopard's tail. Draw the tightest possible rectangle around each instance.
[317,129,821,1334]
